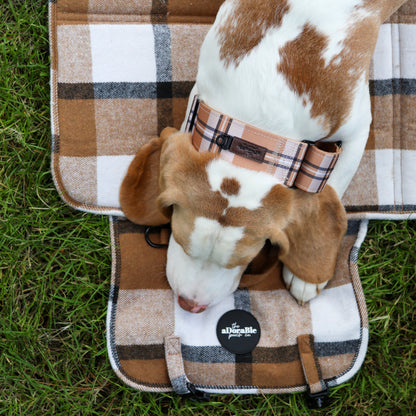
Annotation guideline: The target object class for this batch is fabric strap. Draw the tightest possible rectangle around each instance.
[297,334,327,395]
[165,336,191,395]
[185,96,341,193]
[164,336,211,401]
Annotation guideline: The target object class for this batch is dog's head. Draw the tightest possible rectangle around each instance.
[120,127,347,312]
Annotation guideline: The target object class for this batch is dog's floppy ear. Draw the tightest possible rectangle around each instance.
[268,186,347,285]
[120,127,178,225]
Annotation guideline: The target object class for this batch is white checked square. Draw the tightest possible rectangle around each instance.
[402,150,416,205]
[371,24,395,80]
[310,284,361,343]
[375,149,396,207]
[399,24,416,79]
[371,24,416,81]
[90,24,157,83]
[174,294,235,347]
[97,155,134,207]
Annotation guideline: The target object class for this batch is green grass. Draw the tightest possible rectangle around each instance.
[1,1,415,414]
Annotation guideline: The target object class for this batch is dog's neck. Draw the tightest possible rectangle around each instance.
[195,0,404,141]
[186,96,342,193]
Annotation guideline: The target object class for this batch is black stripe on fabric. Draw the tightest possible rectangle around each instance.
[172,81,195,98]
[57,82,193,100]
[186,96,200,133]
[117,220,148,235]
[57,79,416,100]
[370,78,416,96]
[284,142,303,185]
[236,353,253,364]
[315,340,360,357]
[253,346,299,364]
[151,0,168,22]
[58,83,95,99]
[109,281,120,307]
[346,220,361,236]
[115,340,361,363]
[156,82,173,99]
[209,113,224,151]
[346,204,416,213]
[117,344,165,360]
[117,221,171,236]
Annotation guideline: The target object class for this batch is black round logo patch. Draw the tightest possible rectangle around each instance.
[216,310,261,355]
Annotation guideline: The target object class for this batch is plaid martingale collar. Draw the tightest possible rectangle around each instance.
[185,96,342,193]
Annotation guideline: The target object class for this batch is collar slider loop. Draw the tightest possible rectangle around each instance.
[215,133,234,150]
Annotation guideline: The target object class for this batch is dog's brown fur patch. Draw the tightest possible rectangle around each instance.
[218,0,290,67]
[220,177,241,196]
[364,0,408,22]
[277,16,379,136]
[262,185,347,283]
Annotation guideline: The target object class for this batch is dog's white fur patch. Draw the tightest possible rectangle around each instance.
[189,216,245,266]
[166,234,243,307]
[206,158,280,210]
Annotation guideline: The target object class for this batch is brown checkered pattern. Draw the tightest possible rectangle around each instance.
[49,0,415,397]
[50,0,416,217]
[108,218,369,393]
[186,96,341,193]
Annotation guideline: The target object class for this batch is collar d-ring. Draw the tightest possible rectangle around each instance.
[144,225,170,249]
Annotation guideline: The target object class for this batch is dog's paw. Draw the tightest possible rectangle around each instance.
[282,266,328,305]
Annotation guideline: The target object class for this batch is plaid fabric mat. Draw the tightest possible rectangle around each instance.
[107,218,369,393]
[49,0,416,395]
[50,0,416,219]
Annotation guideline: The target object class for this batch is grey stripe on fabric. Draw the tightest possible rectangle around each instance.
[234,289,251,311]
[153,24,172,83]
[370,78,416,96]
[349,246,360,263]
[57,82,194,100]
[315,339,361,357]
[181,345,236,363]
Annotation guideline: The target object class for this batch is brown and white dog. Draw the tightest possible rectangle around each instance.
[121,0,406,312]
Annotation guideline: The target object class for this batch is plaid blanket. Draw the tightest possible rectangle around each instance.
[107,218,368,393]
[50,0,416,219]
[49,0,416,396]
